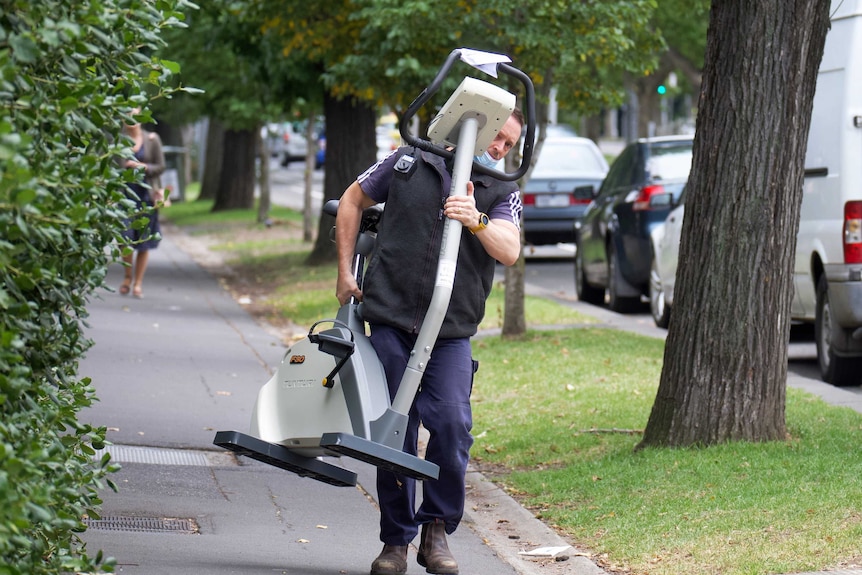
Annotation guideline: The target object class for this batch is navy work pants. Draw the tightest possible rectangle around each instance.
[369,323,476,545]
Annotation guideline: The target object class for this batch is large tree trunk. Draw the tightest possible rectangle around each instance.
[638,0,831,448]
[307,93,377,265]
[212,128,257,211]
[199,118,224,201]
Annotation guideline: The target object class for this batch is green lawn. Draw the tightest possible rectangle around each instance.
[471,328,862,575]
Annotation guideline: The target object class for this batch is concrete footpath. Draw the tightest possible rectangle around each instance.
[77,226,603,575]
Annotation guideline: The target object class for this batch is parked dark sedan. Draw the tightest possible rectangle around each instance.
[574,135,693,313]
[522,136,608,246]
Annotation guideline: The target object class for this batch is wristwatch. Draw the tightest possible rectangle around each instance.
[469,212,490,234]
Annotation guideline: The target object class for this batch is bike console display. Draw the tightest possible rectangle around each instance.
[426,77,516,155]
[400,48,536,182]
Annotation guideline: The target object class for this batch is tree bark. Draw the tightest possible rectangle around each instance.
[502,86,550,338]
[502,248,526,337]
[307,93,377,265]
[257,124,271,224]
[303,110,317,243]
[199,118,224,201]
[638,0,831,448]
[212,128,257,211]
[581,113,603,144]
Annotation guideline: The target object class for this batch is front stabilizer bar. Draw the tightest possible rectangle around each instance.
[213,430,357,487]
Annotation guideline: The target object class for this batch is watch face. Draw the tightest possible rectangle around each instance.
[480,214,490,226]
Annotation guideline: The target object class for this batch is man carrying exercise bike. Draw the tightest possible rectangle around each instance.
[335,108,524,575]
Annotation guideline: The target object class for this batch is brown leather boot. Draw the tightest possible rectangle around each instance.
[416,519,459,574]
[370,544,408,575]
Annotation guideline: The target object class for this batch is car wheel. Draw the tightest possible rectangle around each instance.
[607,242,641,314]
[649,253,671,328]
[815,275,862,386]
[575,247,604,305]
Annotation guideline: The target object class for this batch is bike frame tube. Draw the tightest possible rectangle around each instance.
[390,117,478,416]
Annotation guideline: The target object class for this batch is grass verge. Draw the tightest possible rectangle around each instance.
[472,329,862,575]
[165,199,862,575]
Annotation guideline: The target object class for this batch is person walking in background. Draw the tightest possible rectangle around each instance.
[119,108,165,299]
[335,110,524,575]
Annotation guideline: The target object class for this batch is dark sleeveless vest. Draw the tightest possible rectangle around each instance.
[361,148,518,338]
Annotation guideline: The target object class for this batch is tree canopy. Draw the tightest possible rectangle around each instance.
[257,0,664,121]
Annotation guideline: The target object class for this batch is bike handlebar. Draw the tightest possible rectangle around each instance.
[398,49,536,182]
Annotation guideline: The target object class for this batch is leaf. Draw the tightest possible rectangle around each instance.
[60,96,79,113]
[8,34,39,63]
[14,189,36,206]
[159,58,181,74]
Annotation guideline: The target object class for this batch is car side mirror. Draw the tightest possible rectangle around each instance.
[573,184,597,201]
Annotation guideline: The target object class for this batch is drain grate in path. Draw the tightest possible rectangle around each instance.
[83,516,199,534]
[94,444,235,467]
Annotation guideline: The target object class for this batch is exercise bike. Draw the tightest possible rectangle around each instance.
[213,48,536,487]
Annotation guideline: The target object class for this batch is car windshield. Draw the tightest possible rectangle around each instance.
[646,144,693,181]
[533,141,606,176]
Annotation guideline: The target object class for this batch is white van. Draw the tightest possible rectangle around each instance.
[793,0,862,386]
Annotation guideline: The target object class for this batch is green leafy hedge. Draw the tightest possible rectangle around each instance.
[0,1,188,573]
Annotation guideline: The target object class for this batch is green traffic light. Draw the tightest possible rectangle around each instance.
[657,85,667,95]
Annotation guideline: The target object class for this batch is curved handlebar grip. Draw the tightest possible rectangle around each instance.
[399,49,536,182]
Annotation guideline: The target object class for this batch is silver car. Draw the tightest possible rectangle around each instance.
[272,118,324,167]
[522,136,609,246]
[262,123,284,157]
[648,190,686,328]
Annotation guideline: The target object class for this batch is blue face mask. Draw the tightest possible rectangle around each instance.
[474,151,498,169]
